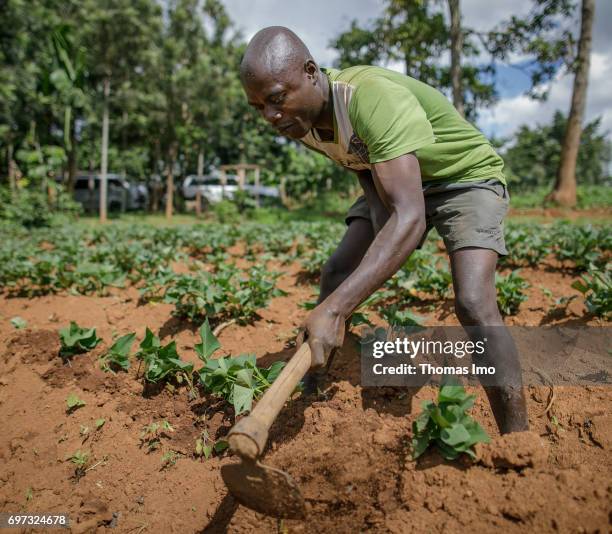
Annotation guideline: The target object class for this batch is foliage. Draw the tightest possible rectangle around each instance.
[59,322,101,356]
[66,393,86,413]
[195,430,229,459]
[0,186,81,228]
[486,0,578,100]
[330,0,497,119]
[495,270,530,316]
[10,316,27,329]
[162,264,284,323]
[140,420,174,453]
[136,328,193,385]
[502,112,611,190]
[412,381,490,460]
[572,267,611,319]
[99,332,136,373]
[195,319,286,415]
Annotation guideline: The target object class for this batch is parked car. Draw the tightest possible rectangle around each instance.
[243,184,281,206]
[181,174,240,203]
[182,174,281,206]
[73,174,130,213]
[126,182,149,211]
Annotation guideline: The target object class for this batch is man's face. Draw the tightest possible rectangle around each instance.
[242,63,323,139]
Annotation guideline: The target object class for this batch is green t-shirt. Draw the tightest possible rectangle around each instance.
[299,65,506,185]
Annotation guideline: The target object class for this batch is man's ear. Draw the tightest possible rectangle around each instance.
[304,59,318,78]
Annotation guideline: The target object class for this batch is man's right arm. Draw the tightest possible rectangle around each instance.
[353,169,390,235]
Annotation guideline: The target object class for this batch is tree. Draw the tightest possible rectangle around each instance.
[487,0,596,207]
[502,111,610,190]
[448,0,464,116]
[547,0,595,206]
[329,0,497,120]
[78,0,162,221]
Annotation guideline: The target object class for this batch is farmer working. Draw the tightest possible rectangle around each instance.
[240,26,528,434]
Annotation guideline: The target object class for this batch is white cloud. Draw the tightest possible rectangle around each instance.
[478,51,612,140]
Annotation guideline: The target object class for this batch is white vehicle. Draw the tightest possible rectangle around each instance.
[181,175,239,203]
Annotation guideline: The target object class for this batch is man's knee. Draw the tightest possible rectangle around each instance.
[455,290,501,325]
[321,254,353,288]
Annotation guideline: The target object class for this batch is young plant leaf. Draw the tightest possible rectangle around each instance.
[195,319,220,363]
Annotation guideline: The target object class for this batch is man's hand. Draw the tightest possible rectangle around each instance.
[298,304,346,368]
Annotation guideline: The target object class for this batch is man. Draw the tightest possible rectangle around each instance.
[240,26,528,434]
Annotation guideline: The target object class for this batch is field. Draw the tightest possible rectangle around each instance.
[0,217,610,533]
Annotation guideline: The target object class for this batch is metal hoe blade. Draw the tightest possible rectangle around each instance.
[221,460,306,519]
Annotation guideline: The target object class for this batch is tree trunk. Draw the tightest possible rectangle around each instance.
[546,0,594,207]
[67,120,77,192]
[165,145,176,220]
[100,78,111,222]
[196,149,204,216]
[448,0,464,117]
[8,143,16,198]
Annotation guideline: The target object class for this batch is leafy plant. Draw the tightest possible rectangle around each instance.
[99,332,136,373]
[194,429,228,460]
[412,382,490,460]
[195,319,286,415]
[59,322,101,356]
[10,316,27,329]
[379,305,426,328]
[66,393,86,413]
[136,328,194,386]
[140,420,174,453]
[161,450,181,469]
[495,270,530,316]
[67,450,89,478]
[572,267,611,319]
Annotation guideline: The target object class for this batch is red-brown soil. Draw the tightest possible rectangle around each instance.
[0,255,610,533]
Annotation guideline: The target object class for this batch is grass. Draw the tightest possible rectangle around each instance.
[72,185,611,229]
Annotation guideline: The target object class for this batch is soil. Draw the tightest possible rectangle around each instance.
[0,252,610,533]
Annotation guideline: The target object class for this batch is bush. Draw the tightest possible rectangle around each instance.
[0,185,81,228]
[211,200,240,224]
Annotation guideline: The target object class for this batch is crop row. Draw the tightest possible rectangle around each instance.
[1,220,610,319]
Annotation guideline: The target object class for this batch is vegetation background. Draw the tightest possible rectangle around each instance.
[0,0,610,226]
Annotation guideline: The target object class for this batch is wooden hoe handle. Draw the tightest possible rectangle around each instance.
[227,343,312,460]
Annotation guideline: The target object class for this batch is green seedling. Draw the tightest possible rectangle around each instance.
[67,450,89,479]
[195,319,286,415]
[25,487,33,502]
[99,332,136,373]
[136,328,194,390]
[495,270,530,316]
[59,322,101,357]
[160,450,180,469]
[140,420,174,453]
[95,418,106,430]
[412,381,490,461]
[379,305,426,329]
[66,393,86,413]
[572,267,611,319]
[194,429,229,460]
[11,316,27,329]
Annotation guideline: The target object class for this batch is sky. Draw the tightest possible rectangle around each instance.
[222,0,612,143]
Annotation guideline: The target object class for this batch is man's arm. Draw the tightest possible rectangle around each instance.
[353,169,390,235]
[304,153,426,367]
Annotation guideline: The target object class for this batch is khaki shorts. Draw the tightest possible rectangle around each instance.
[345,178,510,256]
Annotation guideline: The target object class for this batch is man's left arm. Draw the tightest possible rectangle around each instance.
[304,153,426,367]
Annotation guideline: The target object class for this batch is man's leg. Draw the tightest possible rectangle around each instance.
[450,247,529,434]
[302,217,375,394]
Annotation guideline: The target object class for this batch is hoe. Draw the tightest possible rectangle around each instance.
[221,343,312,519]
